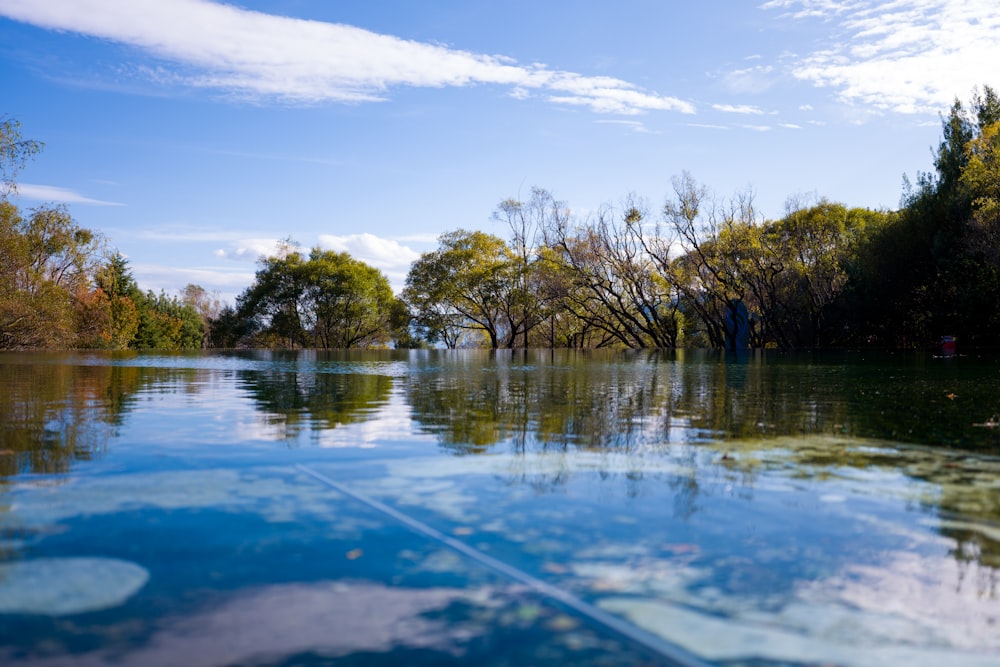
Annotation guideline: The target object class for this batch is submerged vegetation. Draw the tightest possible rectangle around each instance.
[2,86,999,350]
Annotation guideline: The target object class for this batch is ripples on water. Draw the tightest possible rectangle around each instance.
[0,349,998,666]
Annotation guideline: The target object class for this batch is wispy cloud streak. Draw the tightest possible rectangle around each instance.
[713,104,767,115]
[16,183,124,206]
[0,0,694,116]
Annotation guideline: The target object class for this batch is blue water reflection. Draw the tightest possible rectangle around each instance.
[1,350,998,666]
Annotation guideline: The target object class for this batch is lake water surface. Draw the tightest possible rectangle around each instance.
[1,349,999,666]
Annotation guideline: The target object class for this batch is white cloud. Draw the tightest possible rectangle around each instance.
[720,64,776,95]
[542,73,694,115]
[134,263,254,288]
[393,233,441,244]
[713,103,767,115]
[758,0,859,20]
[317,232,421,292]
[15,183,124,206]
[136,228,246,243]
[762,0,1000,114]
[595,119,659,134]
[210,233,421,292]
[214,238,282,261]
[0,0,694,116]
[131,262,255,304]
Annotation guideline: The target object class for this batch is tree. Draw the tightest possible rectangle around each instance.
[303,248,397,348]
[761,201,886,347]
[237,243,397,348]
[0,115,43,199]
[87,253,141,349]
[492,187,565,348]
[0,202,102,348]
[237,241,309,347]
[855,85,1000,346]
[643,173,755,348]
[180,283,222,320]
[403,229,519,349]
[206,304,253,349]
[181,283,223,347]
[526,244,603,348]
[953,118,1000,340]
[132,290,204,350]
[0,116,207,350]
[960,120,1000,262]
[85,254,204,350]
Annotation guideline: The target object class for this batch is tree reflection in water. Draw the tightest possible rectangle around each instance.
[0,353,167,477]
[1,348,998,591]
[401,349,1000,573]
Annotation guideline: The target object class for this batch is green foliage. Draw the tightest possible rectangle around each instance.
[85,253,141,349]
[847,85,1000,346]
[757,201,885,347]
[543,200,683,348]
[205,305,251,348]
[0,118,205,351]
[388,298,424,349]
[81,254,204,351]
[238,243,309,346]
[9,86,1000,351]
[403,229,521,349]
[236,242,397,348]
[304,248,397,348]
[131,290,204,350]
[961,121,1000,252]
[0,202,101,348]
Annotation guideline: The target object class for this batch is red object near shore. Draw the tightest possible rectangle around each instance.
[940,335,957,355]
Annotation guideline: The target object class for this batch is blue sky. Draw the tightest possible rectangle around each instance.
[2,0,998,303]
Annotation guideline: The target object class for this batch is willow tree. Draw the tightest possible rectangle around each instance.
[403,229,520,349]
[237,243,309,346]
[1,115,43,199]
[0,202,102,348]
[491,187,569,348]
[303,248,397,348]
[541,198,683,348]
[238,243,397,348]
[0,118,84,348]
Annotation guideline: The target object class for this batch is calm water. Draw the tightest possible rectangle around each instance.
[1,349,999,666]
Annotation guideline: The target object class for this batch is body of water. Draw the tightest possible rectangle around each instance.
[1,349,998,666]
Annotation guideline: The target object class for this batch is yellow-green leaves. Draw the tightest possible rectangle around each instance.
[237,244,398,349]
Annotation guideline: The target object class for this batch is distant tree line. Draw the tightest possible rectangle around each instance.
[1,116,206,350]
[0,195,207,349]
[2,85,998,350]
[404,86,1000,350]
